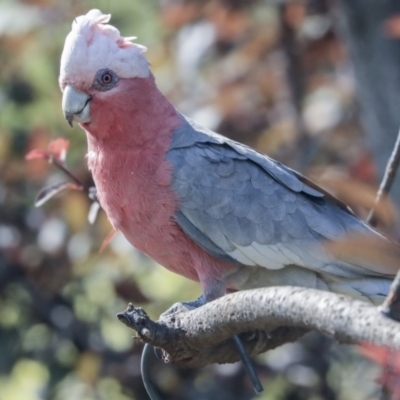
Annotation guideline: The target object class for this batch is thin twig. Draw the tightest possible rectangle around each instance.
[51,158,98,203]
[141,344,163,400]
[380,269,400,322]
[367,127,400,225]
[52,158,90,192]
[232,335,263,393]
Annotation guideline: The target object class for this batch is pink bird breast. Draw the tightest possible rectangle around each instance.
[59,10,239,295]
[84,80,238,293]
[59,9,396,306]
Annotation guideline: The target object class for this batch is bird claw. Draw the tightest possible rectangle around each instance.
[159,296,264,394]
[160,295,206,318]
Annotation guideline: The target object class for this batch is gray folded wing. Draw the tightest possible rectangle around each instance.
[166,116,391,279]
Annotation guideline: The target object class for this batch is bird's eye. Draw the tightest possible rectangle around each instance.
[101,72,113,85]
[92,69,118,91]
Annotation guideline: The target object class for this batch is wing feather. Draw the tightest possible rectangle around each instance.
[167,116,394,278]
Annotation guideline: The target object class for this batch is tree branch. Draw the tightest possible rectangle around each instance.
[380,269,400,322]
[367,127,400,224]
[117,286,400,368]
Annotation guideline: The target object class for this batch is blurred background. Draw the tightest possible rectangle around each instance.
[2,0,400,399]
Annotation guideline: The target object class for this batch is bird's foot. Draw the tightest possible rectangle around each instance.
[160,295,206,318]
[159,295,263,394]
[154,296,206,361]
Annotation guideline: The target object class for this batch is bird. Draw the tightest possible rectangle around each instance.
[60,9,396,308]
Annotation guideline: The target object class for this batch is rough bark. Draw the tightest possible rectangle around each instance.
[117,286,400,368]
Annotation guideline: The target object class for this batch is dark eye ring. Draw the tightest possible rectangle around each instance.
[101,72,113,85]
[93,69,118,91]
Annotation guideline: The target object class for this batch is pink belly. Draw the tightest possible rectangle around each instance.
[118,211,201,282]
[89,146,237,290]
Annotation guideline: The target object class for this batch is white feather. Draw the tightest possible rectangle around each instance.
[227,249,256,266]
[230,242,286,270]
[60,10,150,86]
[275,243,306,266]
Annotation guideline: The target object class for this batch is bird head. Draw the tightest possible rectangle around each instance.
[59,9,150,128]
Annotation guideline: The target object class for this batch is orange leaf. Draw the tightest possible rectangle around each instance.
[47,138,69,161]
[25,137,70,162]
[99,229,118,253]
[359,343,400,375]
[25,149,48,160]
[359,343,392,365]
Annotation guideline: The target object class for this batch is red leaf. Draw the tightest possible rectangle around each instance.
[25,137,70,162]
[359,343,400,394]
[25,149,48,160]
[99,229,117,253]
[47,138,69,161]
[359,343,392,365]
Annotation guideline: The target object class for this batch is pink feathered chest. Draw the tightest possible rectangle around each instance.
[86,142,205,281]
[87,145,177,242]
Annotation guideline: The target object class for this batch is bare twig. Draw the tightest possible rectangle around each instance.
[141,344,163,400]
[367,127,400,225]
[380,269,400,322]
[117,287,400,369]
[51,158,87,189]
[232,335,263,393]
[52,158,98,202]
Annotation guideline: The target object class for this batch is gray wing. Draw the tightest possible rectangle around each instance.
[167,116,389,278]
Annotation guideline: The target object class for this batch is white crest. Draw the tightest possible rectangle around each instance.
[60,9,150,85]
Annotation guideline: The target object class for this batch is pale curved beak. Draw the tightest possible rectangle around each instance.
[62,85,92,127]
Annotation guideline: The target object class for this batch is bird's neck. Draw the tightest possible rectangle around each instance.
[84,74,182,151]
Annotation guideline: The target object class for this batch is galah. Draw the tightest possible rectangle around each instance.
[60,10,396,306]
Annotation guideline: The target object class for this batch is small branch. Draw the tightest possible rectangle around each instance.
[380,269,400,322]
[117,287,400,368]
[367,127,400,224]
[53,158,99,203]
[52,158,87,190]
